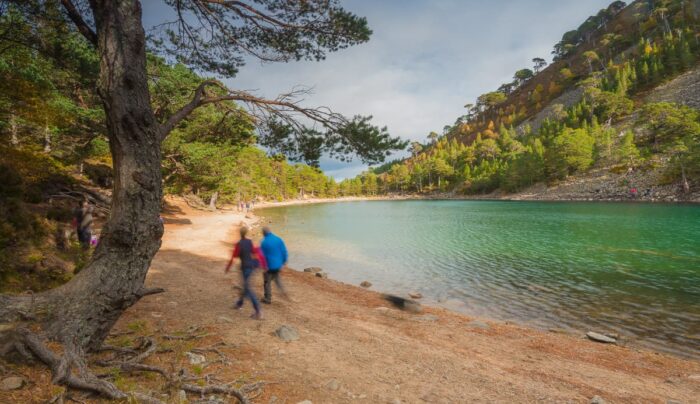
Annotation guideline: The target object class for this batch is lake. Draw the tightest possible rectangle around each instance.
[261,200,700,358]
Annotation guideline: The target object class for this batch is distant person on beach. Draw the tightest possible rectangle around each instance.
[73,199,94,249]
[224,226,266,319]
[260,226,289,304]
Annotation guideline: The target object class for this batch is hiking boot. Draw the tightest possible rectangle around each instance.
[250,312,263,320]
[261,298,272,304]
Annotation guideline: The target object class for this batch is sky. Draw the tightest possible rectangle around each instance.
[144,0,615,179]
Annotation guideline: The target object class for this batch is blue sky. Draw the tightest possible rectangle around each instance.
[144,0,615,179]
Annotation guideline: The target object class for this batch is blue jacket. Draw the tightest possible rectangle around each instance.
[261,233,288,271]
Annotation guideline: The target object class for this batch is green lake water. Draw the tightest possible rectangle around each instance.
[262,200,700,358]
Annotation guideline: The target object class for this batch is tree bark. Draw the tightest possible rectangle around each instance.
[1,0,163,357]
[209,191,218,211]
[43,123,51,153]
[9,112,18,146]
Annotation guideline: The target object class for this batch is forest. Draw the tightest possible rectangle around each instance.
[339,0,700,197]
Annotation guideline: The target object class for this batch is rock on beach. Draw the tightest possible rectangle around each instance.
[586,331,617,344]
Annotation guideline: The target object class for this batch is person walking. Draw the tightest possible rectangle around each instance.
[260,226,289,304]
[225,226,265,319]
[73,199,94,249]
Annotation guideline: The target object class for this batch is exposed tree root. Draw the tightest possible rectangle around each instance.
[14,327,127,400]
[182,383,251,404]
[90,334,252,403]
[2,314,256,404]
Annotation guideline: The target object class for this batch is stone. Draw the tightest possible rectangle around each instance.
[688,374,700,381]
[0,376,25,391]
[315,272,328,279]
[275,325,299,342]
[268,396,279,404]
[217,315,234,324]
[415,314,439,322]
[589,396,606,404]
[408,292,423,299]
[403,300,422,313]
[389,400,402,404]
[303,267,322,273]
[360,281,372,288]
[586,332,617,344]
[666,400,682,404]
[177,389,187,403]
[186,352,206,365]
[325,379,340,391]
[466,320,490,330]
[296,401,312,404]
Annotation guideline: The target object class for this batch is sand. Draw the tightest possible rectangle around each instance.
[118,198,700,403]
[4,197,697,403]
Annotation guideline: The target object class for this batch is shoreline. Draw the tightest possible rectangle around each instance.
[8,198,692,402]
[131,201,700,402]
[243,193,700,212]
[247,200,699,360]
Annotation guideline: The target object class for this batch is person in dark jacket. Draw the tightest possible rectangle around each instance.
[73,200,94,249]
[224,226,265,319]
[260,226,289,304]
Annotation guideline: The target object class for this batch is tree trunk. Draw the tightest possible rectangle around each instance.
[1,0,164,392]
[43,122,51,153]
[209,191,218,211]
[9,112,18,146]
[681,163,690,193]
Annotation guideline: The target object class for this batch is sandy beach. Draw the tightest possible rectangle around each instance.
[134,199,699,403]
[5,198,698,403]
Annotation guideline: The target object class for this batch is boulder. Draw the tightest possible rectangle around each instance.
[186,352,206,365]
[0,376,25,391]
[315,272,328,279]
[586,331,617,344]
[408,292,423,299]
[275,325,299,342]
[360,281,372,288]
[303,267,323,274]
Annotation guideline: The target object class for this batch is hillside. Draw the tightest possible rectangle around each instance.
[340,0,700,202]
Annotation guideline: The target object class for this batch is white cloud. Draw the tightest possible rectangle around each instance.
[145,0,615,179]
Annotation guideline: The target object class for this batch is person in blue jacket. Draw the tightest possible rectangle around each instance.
[260,226,289,304]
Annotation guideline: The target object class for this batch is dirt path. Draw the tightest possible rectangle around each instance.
[119,200,700,404]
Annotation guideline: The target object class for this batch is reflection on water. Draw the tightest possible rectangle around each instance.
[262,200,700,358]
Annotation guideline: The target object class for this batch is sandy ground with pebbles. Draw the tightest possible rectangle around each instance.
[6,197,697,403]
[120,198,700,403]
